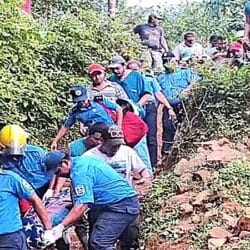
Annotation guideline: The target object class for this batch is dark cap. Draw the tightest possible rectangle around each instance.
[70,85,88,103]
[102,125,125,146]
[42,150,66,174]
[149,13,162,20]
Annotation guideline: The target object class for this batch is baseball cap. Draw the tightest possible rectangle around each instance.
[102,125,125,146]
[88,64,105,75]
[42,150,66,174]
[230,42,243,53]
[149,13,162,20]
[70,85,88,103]
[108,56,126,68]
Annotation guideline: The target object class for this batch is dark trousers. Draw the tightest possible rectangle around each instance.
[0,230,27,250]
[88,197,139,250]
[143,103,158,168]
[162,104,183,154]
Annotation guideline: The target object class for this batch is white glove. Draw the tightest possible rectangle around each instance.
[43,230,56,246]
[42,189,54,201]
[52,223,65,240]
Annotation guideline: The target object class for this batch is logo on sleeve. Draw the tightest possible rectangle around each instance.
[75,185,85,196]
[22,180,33,190]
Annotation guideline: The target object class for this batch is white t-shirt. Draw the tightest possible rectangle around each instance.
[173,42,205,60]
[83,145,146,184]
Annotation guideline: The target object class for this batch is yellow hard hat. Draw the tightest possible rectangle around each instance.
[0,125,28,155]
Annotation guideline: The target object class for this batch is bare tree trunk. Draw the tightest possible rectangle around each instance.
[108,0,117,17]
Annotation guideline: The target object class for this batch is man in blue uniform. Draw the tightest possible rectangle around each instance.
[51,85,123,150]
[0,168,52,249]
[0,125,53,198]
[43,150,139,250]
[158,53,201,154]
[69,122,106,157]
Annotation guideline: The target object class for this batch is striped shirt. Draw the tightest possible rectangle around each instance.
[88,81,128,102]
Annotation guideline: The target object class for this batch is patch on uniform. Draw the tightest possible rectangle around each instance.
[22,180,33,190]
[75,90,82,96]
[74,185,85,196]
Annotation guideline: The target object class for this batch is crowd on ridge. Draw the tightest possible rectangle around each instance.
[0,2,250,250]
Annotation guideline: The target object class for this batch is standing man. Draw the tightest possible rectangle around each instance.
[134,14,168,70]
[51,85,123,150]
[158,55,201,154]
[0,168,52,249]
[108,55,153,171]
[87,63,128,102]
[127,60,176,169]
[0,124,53,198]
[43,151,140,250]
[173,32,206,61]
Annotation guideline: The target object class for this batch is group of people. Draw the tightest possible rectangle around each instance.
[1,2,250,250]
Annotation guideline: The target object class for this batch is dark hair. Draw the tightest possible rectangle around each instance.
[127,60,141,69]
[89,122,107,136]
[209,34,218,43]
[217,35,224,41]
[184,32,195,40]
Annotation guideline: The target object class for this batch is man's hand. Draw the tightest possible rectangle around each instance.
[43,230,56,246]
[168,108,176,121]
[133,177,152,197]
[52,223,65,240]
[51,140,58,150]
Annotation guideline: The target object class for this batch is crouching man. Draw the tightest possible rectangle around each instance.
[43,150,140,250]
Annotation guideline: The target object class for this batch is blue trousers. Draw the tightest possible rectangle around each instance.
[0,230,27,250]
[162,104,183,154]
[88,196,139,250]
[134,135,152,173]
[143,103,158,169]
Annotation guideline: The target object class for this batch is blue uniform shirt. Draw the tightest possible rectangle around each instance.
[64,99,118,128]
[70,156,137,206]
[157,68,201,105]
[109,71,151,103]
[0,169,34,234]
[143,74,162,103]
[1,144,51,189]
[69,138,87,157]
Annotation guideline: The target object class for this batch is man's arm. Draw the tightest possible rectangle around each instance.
[160,35,169,52]
[62,204,88,227]
[51,126,69,150]
[28,193,52,230]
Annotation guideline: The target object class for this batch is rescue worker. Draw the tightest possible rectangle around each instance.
[0,168,52,249]
[133,14,169,70]
[51,85,123,150]
[43,150,140,250]
[0,124,52,198]
[158,53,202,154]
[127,59,176,169]
[69,122,106,157]
[84,124,151,249]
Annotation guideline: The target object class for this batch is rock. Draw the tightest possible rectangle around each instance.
[244,207,250,218]
[221,202,241,213]
[193,169,211,185]
[180,203,193,214]
[236,142,248,153]
[210,227,233,239]
[189,157,206,168]
[228,237,240,244]
[192,190,211,206]
[204,209,218,221]
[180,173,193,183]
[217,137,231,146]
[238,217,250,231]
[176,182,193,194]
[168,192,193,205]
[191,215,201,224]
[208,238,227,249]
[222,213,238,228]
[239,231,250,239]
[173,158,191,176]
